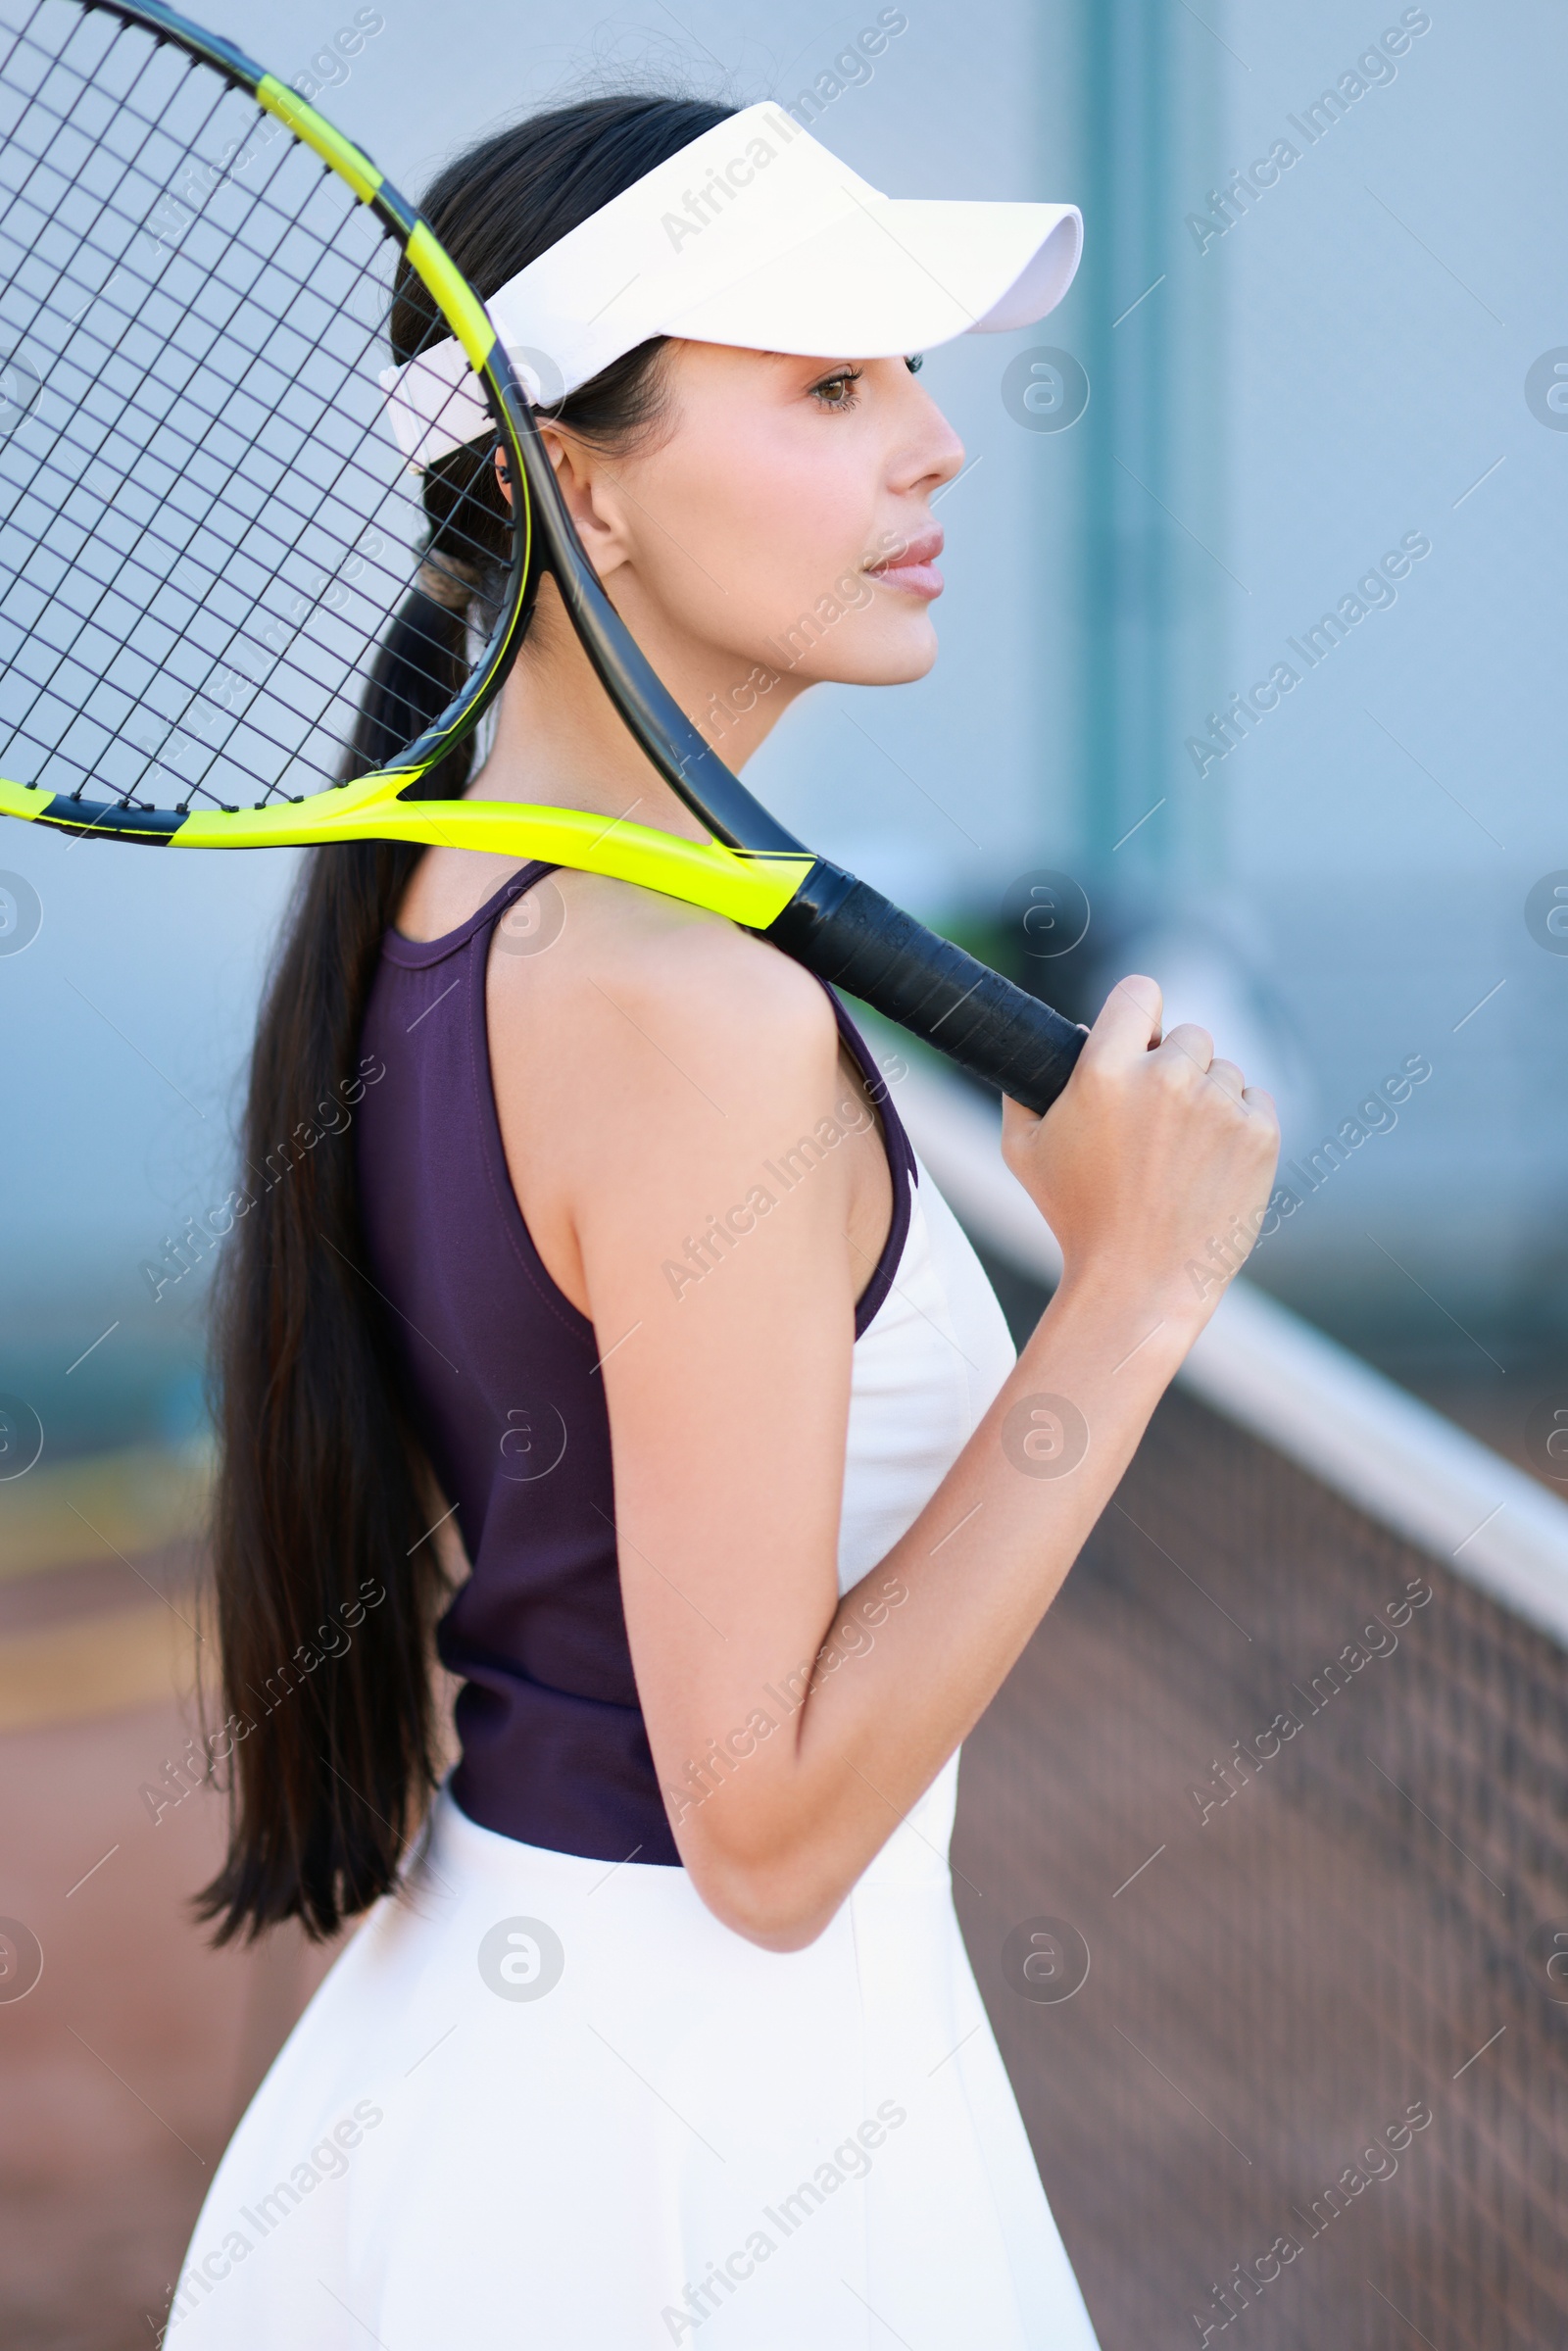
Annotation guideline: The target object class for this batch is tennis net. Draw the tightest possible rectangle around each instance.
[894,1056,1568,2350]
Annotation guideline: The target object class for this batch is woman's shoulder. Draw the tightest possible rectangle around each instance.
[495,868,841,1094]
[486,870,855,1243]
[486,872,860,1313]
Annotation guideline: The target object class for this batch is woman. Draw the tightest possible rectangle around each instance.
[172,92,1277,2347]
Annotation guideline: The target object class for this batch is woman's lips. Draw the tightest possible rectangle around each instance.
[868,526,945,601]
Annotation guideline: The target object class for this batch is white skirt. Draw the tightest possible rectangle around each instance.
[169,1762,1100,2347]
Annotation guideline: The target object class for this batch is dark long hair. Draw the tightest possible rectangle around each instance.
[198,94,737,1943]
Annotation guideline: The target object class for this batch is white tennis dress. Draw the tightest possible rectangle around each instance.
[169,1158,1102,2348]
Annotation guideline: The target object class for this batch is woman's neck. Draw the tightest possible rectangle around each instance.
[465,575,806,844]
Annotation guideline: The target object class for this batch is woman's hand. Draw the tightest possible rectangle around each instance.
[1001,973,1280,1333]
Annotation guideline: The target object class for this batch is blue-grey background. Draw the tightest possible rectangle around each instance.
[3,0,1565,1462]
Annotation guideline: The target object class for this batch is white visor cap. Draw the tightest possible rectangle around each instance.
[382,100,1082,467]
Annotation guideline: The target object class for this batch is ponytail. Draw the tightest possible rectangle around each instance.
[199,93,736,1941]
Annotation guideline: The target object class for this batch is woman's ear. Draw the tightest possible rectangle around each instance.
[533,422,632,579]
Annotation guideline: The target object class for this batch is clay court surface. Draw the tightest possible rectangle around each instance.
[0,1539,343,2349]
[4,1379,1567,2349]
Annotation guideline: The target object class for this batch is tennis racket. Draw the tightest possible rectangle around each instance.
[0,0,1086,1112]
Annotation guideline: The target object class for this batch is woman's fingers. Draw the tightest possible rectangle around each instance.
[1150,1030,1259,1115]
[1079,973,1163,1068]
[1157,1020,1215,1074]
[1004,974,1163,1149]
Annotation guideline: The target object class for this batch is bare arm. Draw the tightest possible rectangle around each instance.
[492,892,1278,1952]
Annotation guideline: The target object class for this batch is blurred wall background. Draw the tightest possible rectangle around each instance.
[2,0,1565,1473]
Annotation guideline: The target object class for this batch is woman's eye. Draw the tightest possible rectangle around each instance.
[812,368,862,410]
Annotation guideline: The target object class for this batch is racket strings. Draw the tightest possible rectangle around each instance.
[2,72,404,795]
[1,4,448,808]
[0,14,233,523]
[2,254,404,804]
[6,2,370,299]
[3,144,380,800]
[0,13,220,346]
[3,347,401,811]
[0,0,515,815]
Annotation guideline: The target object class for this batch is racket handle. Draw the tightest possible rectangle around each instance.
[763,861,1087,1116]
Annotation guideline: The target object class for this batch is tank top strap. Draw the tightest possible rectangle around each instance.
[378,860,563,971]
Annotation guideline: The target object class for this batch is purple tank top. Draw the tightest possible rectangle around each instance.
[355,863,917,1865]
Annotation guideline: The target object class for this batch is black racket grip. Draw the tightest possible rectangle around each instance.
[762,861,1086,1116]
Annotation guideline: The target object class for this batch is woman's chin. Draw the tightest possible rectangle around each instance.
[829,622,941,688]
